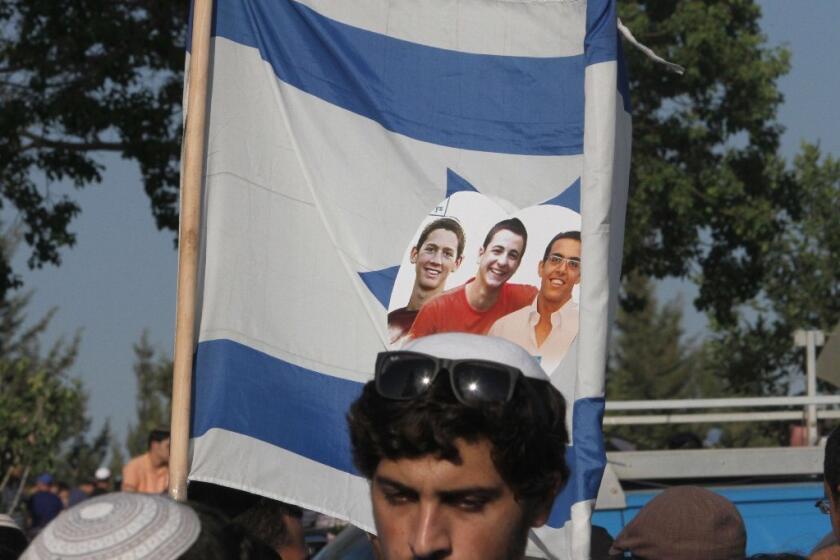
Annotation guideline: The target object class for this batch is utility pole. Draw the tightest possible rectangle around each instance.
[794,329,825,446]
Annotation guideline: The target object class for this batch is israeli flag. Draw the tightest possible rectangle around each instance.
[187,1,630,558]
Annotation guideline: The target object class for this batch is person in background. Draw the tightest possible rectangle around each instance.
[25,474,62,538]
[812,427,840,559]
[21,492,277,559]
[92,467,112,496]
[347,333,569,560]
[608,485,746,560]
[67,478,94,507]
[0,513,28,560]
[234,498,306,560]
[122,428,170,494]
[55,482,71,509]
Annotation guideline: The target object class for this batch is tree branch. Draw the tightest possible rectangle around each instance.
[20,131,125,152]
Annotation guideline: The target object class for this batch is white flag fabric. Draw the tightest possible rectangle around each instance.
[186,1,630,558]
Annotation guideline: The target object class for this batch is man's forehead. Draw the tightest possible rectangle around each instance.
[423,228,459,245]
[403,333,548,381]
[550,237,581,255]
[489,229,524,247]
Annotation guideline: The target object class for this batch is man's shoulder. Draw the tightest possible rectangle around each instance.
[124,453,148,471]
[423,283,467,309]
[388,306,414,320]
[503,283,538,298]
[493,304,530,327]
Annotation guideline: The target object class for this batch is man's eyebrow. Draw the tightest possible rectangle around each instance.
[551,252,581,261]
[373,475,417,494]
[438,485,504,501]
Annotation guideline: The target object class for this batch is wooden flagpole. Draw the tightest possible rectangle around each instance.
[169,0,213,502]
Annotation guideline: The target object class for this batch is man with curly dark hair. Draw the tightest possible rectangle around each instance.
[347,333,569,560]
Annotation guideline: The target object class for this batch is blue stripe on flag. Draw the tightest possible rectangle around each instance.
[585,0,631,112]
[547,397,606,527]
[207,0,585,156]
[192,339,362,474]
[191,339,605,527]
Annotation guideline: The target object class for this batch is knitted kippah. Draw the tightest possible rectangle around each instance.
[0,513,23,532]
[22,492,201,559]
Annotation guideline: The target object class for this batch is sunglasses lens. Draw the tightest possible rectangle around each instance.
[377,355,438,399]
[452,362,513,404]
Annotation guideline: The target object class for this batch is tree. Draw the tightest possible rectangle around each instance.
[0,1,186,298]
[618,0,797,326]
[702,144,840,401]
[0,287,91,514]
[125,331,172,457]
[605,274,719,449]
[55,422,113,487]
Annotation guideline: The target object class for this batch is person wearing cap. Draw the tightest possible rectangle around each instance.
[26,474,63,537]
[122,429,170,494]
[0,513,28,559]
[347,333,569,560]
[21,492,277,559]
[408,219,537,339]
[489,231,581,374]
[608,485,746,560]
[92,467,112,496]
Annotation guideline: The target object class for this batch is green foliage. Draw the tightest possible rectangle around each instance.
[55,422,112,485]
[702,144,840,401]
[619,0,795,325]
[606,275,720,449]
[125,331,172,457]
[0,0,186,298]
[0,289,91,504]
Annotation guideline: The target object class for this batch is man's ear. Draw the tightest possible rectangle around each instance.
[453,256,463,271]
[537,260,544,278]
[409,247,418,264]
[529,478,565,528]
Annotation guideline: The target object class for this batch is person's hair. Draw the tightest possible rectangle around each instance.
[180,501,278,560]
[482,218,528,256]
[233,498,303,552]
[148,428,171,449]
[0,525,28,560]
[825,426,840,501]
[415,218,466,259]
[348,373,569,518]
[541,231,581,261]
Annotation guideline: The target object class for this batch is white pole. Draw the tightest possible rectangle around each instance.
[795,329,825,446]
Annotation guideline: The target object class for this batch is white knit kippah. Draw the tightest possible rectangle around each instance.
[22,492,201,559]
[403,333,549,381]
[0,513,22,532]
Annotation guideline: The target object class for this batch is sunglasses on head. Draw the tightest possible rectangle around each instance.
[374,350,524,406]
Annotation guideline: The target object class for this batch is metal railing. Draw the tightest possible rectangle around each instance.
[603,330,835,446]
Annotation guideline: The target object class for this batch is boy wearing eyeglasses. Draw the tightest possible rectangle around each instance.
[489,232,581,374]
[347,333,569,560]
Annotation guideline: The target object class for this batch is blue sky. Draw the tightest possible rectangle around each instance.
[11,1,840,446]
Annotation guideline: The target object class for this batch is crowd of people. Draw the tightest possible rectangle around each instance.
[1,333,838,559]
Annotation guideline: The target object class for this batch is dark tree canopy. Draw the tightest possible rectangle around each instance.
[0,0,186,296]
[619,0,795,325]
